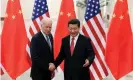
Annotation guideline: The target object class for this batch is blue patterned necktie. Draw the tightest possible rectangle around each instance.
[46,35,52,50]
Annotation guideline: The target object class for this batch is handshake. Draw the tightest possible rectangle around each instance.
[49,63,56,71]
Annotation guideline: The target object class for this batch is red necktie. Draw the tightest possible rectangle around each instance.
[70,37,75,55]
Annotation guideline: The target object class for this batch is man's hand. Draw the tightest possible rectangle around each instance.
[49,63,55,71]
[83,59,89,67]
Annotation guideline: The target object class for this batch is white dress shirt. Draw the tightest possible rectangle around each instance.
[70,34,79,48]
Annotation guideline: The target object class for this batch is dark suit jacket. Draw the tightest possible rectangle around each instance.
[30,32,54,80]
[54,34,95,80]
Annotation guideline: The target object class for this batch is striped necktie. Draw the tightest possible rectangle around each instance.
[46,35,52,50]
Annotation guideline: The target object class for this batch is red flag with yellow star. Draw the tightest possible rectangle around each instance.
[1,0,31,79]
[54,0,76,69]
[105,0,133,79]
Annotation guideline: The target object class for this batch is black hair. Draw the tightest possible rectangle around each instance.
[68,19,80,28]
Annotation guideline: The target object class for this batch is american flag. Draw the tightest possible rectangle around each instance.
[81,0,109,79]
[27,0,49,49]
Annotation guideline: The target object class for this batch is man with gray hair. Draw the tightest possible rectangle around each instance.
[30,18,54,80]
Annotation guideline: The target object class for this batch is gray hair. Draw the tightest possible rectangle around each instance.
[40,17,52,26]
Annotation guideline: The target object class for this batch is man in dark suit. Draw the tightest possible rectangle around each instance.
[30,18,54,80]
[49,19,95,80]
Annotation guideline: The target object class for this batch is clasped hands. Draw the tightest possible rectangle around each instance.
[49,59,89,71]
[49,63,55,71]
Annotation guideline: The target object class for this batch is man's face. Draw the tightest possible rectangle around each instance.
[68,24,80,37]
[41,21,52,35]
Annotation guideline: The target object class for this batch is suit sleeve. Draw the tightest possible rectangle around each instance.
[30,37,45,68]
[54,39,65,68]
[87,38,95,67]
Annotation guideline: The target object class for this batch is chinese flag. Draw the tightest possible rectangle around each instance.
[105,0,133,79]
[1,0,31,79]
[54,0,76,69]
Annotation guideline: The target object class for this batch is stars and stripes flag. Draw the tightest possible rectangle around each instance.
[27,0,49,43]
[81,0,109,79]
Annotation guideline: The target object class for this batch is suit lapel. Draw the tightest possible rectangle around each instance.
[66,36,71,56]
[40,32,52,51]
